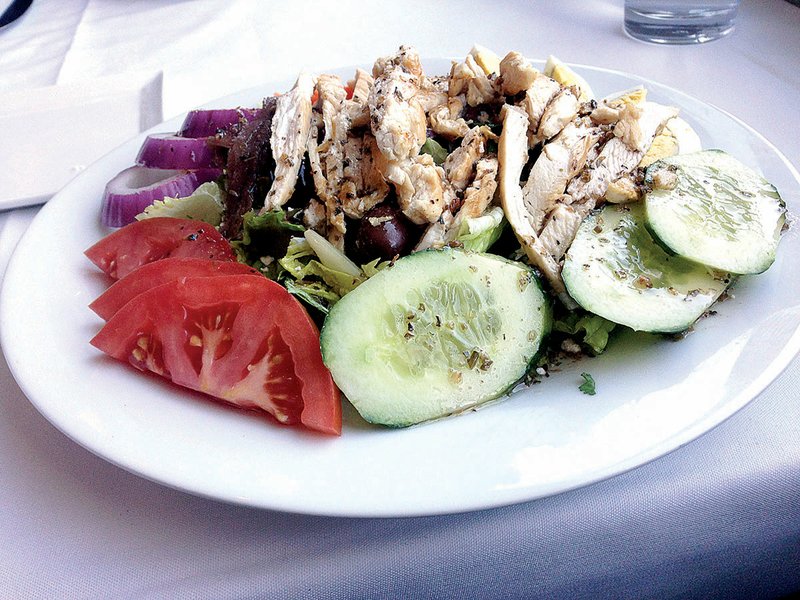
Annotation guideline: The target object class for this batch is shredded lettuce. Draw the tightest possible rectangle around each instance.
[280,238,363,296]
[454,206,507,252]
[278,237,388,314]
[232,209,304,276]
[554,312,617,355]
[282,278,341,315]
[136,181,225,225]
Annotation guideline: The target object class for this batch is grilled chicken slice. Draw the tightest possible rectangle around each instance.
[521,116,602,231]
[499,51,539,96]
[370,46,428,162]
[309,70,387,248]
[537,203,583,263]
[569,100,678,203]
[310,75,349,248]
[498,104,563,291]
[416,76,450,114]
[533,86,580,144]
[317,75,347,190]
[263,72,316,211]
[370,47,446,225]
[340,133,390,218]
[429,95,470,140]
[443,125,497,191]
[460,156,499,219]
[522,75,562,134]
[449,52,499,107]
[415,139,499,251]
[345,68,374,128]
[318,75,348,149]
[381,154,446,224]
[434,156,499,248]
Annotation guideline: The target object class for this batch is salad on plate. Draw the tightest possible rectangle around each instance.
[83,45,787,436]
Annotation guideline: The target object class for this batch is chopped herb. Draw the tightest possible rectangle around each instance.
[579,372,596,395]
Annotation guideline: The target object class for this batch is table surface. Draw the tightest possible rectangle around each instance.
[1,1,799,598]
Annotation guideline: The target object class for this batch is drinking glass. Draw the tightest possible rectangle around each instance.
[624,0,741,44]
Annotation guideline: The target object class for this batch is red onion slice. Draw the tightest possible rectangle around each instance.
[135,133,222,170]
[177,108,260,138]
[101,166,222,227]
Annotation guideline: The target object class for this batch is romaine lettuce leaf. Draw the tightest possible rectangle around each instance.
[279,238,363,296]
[282,278,341,315]
[136,181,225,225]
[454,206,506,252]
[232,209,304,276]
[420,138,449,166]
[278,237,389,314]
[554,312,617,355]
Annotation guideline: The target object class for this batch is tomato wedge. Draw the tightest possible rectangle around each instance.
[89,257,261,321]
[90,274,341,435]
[85,217,237,280]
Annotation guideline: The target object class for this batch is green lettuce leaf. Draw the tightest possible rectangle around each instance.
[420,138,449,166]
[278,237,389,314]
[279,238,363,296]
[554,312,617,355]
[136,181,225,225]
[232,209,304,276]
[454,206,507,252]
[282,278,341,315]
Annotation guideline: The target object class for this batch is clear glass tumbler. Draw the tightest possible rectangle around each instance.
[624,0,741,44]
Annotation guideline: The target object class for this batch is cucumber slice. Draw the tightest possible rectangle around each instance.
[562,203,731,333]
[320,248,551,427]
[644,150,785,274]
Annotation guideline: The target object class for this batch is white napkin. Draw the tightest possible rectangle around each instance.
[1,0,279,209]
[0,0,88,89]
[57,0,273,120]
[0,72,163,209]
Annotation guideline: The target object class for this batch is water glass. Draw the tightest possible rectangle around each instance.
[624,0,741,44]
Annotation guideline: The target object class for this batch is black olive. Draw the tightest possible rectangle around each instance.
[353,203,420,263]
[284,155,316,209]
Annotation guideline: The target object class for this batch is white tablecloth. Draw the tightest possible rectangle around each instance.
[1,1,799,597]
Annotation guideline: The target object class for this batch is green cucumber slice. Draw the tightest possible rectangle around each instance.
[562,203,731,333]
[644,150,785,274]
[320,248,551,427]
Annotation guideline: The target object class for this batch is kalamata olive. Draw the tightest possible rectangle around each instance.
[353,203,420,262]
[285,155,316,208]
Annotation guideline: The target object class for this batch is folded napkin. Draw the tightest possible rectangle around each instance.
[0,72,163,209]
[1,0,280,210]
[0,0,88,89]
[57,0,273,120]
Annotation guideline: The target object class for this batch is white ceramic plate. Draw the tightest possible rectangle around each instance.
[2,60,799,517]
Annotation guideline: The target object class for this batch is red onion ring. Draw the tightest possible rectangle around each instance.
[177,108,260,138]
[135,133,222,170]
[101,166,222,228]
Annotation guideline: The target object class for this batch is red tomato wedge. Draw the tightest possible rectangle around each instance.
[89,257,261,321]
[90,274,342,435]
[85,217,237,280]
